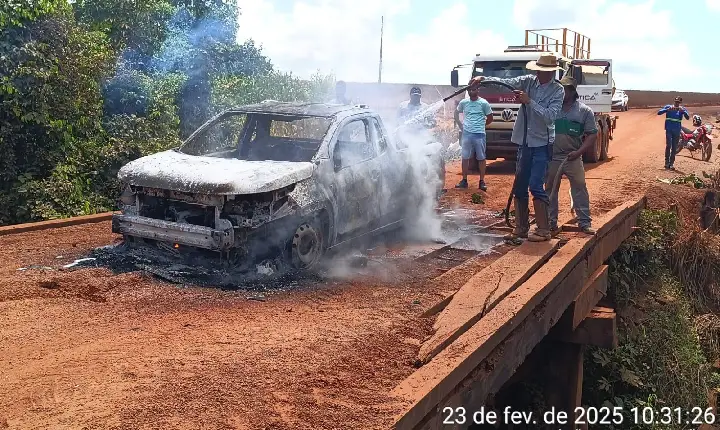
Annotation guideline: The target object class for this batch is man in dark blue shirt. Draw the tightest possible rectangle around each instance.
[657,96,690,170]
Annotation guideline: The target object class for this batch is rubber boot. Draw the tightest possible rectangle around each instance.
[528,198,551,242]
[504,199,529,245]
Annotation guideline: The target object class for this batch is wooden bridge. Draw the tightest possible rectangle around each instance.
[391,197,645,429]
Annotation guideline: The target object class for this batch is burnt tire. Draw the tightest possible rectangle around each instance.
[290,217,326,270]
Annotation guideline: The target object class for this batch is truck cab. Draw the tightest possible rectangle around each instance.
[450,29,616,163]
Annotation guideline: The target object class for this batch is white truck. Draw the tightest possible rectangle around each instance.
[450,28,617,163]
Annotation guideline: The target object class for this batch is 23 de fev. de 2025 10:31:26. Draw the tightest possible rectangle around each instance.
[441,406,718,426]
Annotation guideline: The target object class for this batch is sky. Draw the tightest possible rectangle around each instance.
[237,0,718,93]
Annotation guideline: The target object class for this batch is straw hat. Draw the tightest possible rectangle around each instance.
[527,53,561,71]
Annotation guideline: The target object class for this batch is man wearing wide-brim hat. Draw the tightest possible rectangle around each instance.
[470,52,565,243]
[546,75,598,236]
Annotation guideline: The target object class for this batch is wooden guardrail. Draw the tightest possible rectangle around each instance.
[0,212,117,236]
[392,197,646,429]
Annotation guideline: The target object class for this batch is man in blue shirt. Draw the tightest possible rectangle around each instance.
[657,96,690,170]
[471,53,564,243]
[455,86,493,191]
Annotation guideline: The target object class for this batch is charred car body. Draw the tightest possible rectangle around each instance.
[112,101,446,269]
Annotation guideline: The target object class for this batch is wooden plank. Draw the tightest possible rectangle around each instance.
[392,198,644,430]
[586,197,646,272]
[0,212,117,236]
[393,237,593,430]
[544,342,585,430]
[417,239,560,363]
[548,308,618,349]
[419,250,512,318]
[572,265,608,328]
[419,291,455,318]
[434,253,590,430]
[554,265,608,332]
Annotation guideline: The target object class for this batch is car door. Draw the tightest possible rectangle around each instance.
[368,115,406,223]
[330,116,382,236]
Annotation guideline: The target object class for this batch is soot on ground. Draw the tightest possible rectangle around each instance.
[61,207,501,292]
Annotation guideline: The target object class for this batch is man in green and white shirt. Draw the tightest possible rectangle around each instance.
[546,75,597,235]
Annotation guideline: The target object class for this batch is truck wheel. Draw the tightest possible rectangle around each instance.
[289,217,326,270]
[584,127,602,163]
[600,123,610,161]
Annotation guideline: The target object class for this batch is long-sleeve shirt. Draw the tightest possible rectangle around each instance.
[657,105,689,132]
[483,74,564,147]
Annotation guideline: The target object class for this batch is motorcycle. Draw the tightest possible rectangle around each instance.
[677,123,713,162]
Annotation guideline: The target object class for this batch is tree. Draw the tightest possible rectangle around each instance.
[0,4,115,223]
[73,0,174,63]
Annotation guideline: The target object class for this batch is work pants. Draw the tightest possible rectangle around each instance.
[665,129,680,167]
[545,157,591,229]
[514,145,550,204]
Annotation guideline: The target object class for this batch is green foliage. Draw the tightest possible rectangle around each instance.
[0,0,65,28]
[211,71,334,112]
[0,0,333,226]
[584,274,712,430]
[73,0,174,57]
[606,210,678,307]
[665,173,707,189]
[583,209,717,429]
[0,6,115,223]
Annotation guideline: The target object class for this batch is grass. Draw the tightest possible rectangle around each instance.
[582,208,720,429]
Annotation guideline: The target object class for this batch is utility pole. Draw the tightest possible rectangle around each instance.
[378,16,384,84]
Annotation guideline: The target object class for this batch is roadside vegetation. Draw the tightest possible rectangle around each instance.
[0,1,334,226]
[582,183,720,429]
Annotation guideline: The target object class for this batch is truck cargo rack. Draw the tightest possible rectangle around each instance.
[513,28,590,60]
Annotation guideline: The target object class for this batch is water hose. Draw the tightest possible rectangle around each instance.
[444,80,530,228]
[495,84,569,230]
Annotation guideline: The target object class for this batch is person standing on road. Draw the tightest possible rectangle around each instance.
[330,80,352,104]
[657,96,689,170]
[470,53,564,243]
[454,86,493,191]
[546,76,597,236]
[398,86,437,130]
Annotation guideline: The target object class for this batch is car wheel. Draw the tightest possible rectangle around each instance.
[290,217,326,270]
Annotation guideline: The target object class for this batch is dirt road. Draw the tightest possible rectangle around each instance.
[1,108,719,430]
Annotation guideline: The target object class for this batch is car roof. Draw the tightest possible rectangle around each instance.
[218,100,372,118]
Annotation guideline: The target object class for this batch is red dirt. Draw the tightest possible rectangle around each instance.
[2,108,720,429]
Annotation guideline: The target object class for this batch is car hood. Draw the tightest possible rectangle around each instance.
[118,150,315,195]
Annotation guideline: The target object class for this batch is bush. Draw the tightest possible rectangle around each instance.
[583,209,718,430]
[0,0,334,226]
[211,71,334,112]
[0,6,115,224]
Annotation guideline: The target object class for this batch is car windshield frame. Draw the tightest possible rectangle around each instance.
[178,110,334,163]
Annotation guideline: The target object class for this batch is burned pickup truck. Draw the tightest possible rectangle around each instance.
[112,101,446,270]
